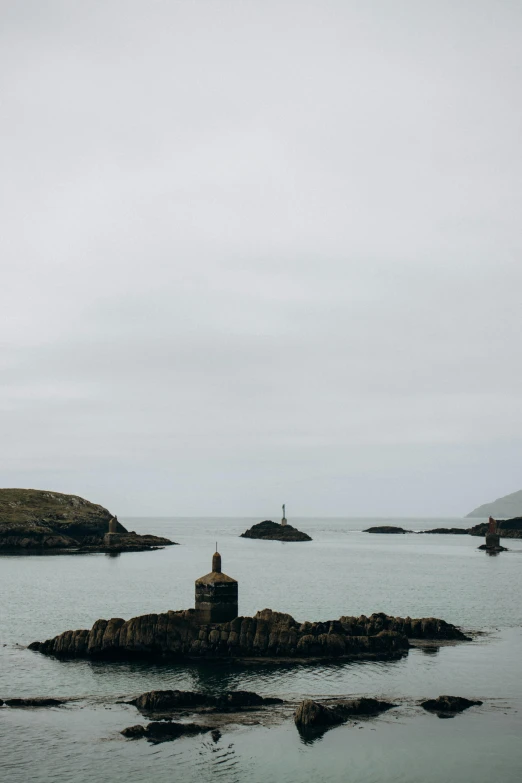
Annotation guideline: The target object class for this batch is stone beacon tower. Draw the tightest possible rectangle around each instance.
[281,503,287,526]
[485,516,500,550]
[103,517,119,546]
[195,550,238,625]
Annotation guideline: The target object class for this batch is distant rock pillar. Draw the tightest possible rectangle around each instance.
[485,516,500,550]
[195,551,238,624]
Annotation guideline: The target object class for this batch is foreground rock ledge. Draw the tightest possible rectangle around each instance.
[130,689,282,716]
[28,608,468,662]
[294,698,396,728]
[0,488,176,552]
[122,721,213,744]
[420,695,483,714]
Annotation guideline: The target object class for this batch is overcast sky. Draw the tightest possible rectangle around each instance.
[1,1,521,517]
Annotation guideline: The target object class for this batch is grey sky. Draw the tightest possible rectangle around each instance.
[1,1,521,516]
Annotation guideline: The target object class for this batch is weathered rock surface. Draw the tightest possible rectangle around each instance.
[240,520,312,541]
[420,695,483,714]
[121,721,212,743]
[363,526,410,534]
[28,608,468,663]
[294,697,395,728]
[130,689,282,716]
[2,697,66,707]
[0,488,176,551]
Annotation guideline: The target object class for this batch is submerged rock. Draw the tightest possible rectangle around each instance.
[3,697,66,707]
[363,526,409,534]
[130,689,282,715]
[0,488,176,552]
[28,608,468,663]
[420,695,483,714]
[121,721,211,743]
[240,520,312,541]
[294,697,395,728]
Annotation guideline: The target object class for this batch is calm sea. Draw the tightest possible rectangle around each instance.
[1,517,521,783]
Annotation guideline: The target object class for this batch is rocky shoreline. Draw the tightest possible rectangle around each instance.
[0,488,176,552]
[28,607,469,663]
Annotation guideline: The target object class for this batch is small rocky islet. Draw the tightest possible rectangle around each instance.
[240,519,312,541]
[0,488,176,552]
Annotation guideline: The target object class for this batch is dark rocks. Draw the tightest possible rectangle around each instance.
[0,488,177,552]
[6,697,65,708]
[420,695,483,714]
[130,689,282,716]
[294,697,395,728]
[121,721,211,744]
[363,526,409,534]
[420,528,469,535]
[240,520,312,542]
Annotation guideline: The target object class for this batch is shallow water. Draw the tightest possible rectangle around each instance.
[1,517,521,782]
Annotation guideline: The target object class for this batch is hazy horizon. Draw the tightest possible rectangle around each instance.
[2,1,522,517]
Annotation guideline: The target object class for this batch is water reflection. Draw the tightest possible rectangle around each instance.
[420,646,440,656]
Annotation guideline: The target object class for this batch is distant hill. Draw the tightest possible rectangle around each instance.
[466,489,522,519]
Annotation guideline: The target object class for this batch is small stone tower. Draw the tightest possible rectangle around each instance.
[103,517,119,546]
[281,503,287,526]
[195,550,238,625]
[485,516,500,550]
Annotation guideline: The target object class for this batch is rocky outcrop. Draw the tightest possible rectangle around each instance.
[130,689,282,716]
[337,612,469,641]
[420,695,483,714]
[28,608,468,663]
[469,517,522,539]
[122,721,212,743]
[0,488,176,551]
[363,526,410,534]
[294,697,395,729]
[419,527,469,535]
[240,520,312,541]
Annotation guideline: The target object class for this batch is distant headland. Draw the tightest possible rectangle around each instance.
[0,488,176,552]
[466,489,522,519]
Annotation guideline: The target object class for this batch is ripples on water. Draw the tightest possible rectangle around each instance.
[1,517,522,782]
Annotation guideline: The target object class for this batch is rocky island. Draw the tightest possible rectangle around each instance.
[28,608,468,663]
[27,551,470,665]
[240,519,312,541]
[0,488,176,552]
